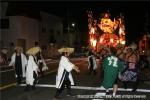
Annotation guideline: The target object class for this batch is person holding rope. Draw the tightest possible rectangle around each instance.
[120,43,139,92]
[88,51,97,75]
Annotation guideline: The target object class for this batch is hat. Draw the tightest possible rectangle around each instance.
[58,47,74,54]
[1,48,8,54]
[26,47,41,55]
[129,43,137,50]
[14,46,23,52]
[116,43,124,48]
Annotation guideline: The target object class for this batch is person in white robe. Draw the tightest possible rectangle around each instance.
[88,51,97,75]
[25,47,40,91]
[36,52,48,76]
[9,47,27,84]
[54,47,80,99]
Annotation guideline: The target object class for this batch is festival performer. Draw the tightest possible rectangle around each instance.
[99,47,111,80]
[25,47,40,91]
[36,52,48,76]
[101,47,123,97]
[54,47,80,99]
[9,47,27,84]
[121,43,139,92]
[88,51,97,75]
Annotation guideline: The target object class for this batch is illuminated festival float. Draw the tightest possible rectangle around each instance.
[87,11,126,52]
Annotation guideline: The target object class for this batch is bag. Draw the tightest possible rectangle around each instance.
[121,70,137,82]
[120,51,138,82]
[41,59,48,71]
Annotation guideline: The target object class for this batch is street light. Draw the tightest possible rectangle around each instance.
[72,23,75,27]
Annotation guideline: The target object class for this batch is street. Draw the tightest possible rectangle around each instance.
[1,58,150,100]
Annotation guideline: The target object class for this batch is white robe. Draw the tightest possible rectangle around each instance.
[26,55,38,85]
[88,55,97,70]
[56,56,75,89]
[37,58,48,71]
[9,53,27,77]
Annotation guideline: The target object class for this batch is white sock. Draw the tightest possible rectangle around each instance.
[113,92,116,97]
[106,89,109,92]
[100,86,106,90]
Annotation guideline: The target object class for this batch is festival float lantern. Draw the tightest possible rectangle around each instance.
[87,11,126,52]
[139,34,148,55]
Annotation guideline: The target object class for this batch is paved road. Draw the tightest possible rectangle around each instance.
[1,58,150,100]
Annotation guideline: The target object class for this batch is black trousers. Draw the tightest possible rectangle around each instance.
[54,79,71,98]
[38,63,44,76]
[123,81,138,91]
[89,66,96,75]
[16,74,22,84]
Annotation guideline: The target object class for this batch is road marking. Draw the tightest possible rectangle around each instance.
[0,69,57,90]
[44,69,57,75]
[46,61,58,64]
[19,84,150,93]
[0,83,17,90]
[0,69,14,73]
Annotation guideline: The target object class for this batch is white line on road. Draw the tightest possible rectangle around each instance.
[46,61,83,65]
[46,61,58,64]
[0,69,14,73]
[19,84,150,93]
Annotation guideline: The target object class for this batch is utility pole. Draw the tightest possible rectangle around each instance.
[67,6,70,47]
[144,12,150,46]
[144,12,149,33]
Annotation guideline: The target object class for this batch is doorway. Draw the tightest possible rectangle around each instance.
[17,39,26,53]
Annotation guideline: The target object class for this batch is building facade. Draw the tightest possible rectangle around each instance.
[0,3,63,58]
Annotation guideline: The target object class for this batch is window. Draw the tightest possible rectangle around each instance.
[42,27,46,33]
[49,34,56,43]
[0,18,9,29]
[57,30,61,34]
[50,29,54,34]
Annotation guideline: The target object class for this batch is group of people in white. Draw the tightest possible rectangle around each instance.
[8,43,147,100]
[9,46,48,90]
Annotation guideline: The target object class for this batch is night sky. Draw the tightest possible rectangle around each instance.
[6,1,150,44]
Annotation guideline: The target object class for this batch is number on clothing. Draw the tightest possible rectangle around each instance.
[108,56,118,67]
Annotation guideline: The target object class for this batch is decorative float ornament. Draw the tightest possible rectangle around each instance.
[87,10,126,51]
[99,33,119,47]
[138,34,148,55]
[99,12,115,33]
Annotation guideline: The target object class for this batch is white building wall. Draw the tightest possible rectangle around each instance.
[1,4,63,59]
[19,16,39,49]
[1,16,39,50]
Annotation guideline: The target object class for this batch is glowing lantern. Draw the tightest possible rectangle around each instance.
[91,28,95,34]
[121,41,125,45]
[93,40,97,47]
[119,28,122,35]
[110,38,114,43]
[100,38,104,43]
[117,40,119,43]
